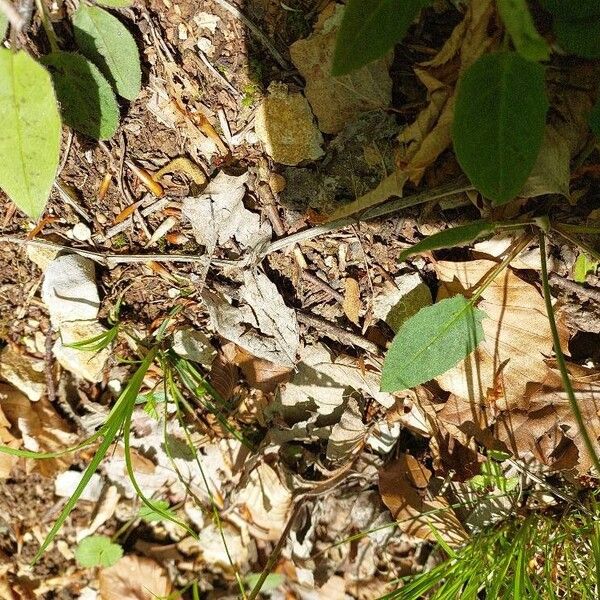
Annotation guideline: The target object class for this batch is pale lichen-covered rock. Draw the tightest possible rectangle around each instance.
[0,345,45,401]
[290,3,392,134]
[26,245,60,271]
[53,321,110,383]
[41,254,100,327]
[255,82,324,165]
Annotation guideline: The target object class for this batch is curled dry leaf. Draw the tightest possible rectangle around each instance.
[342,277,361,325]
[326,398,368,461]
[202,270,300,368]
[208,345,239,403]
[99,555,172,600]
[379,454,467,547]
[434,260,568,411]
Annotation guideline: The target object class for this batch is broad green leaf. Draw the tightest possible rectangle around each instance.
[139,499,176,522]
[381,295,486,391]
[42,52,119,140]
[591,99,600,136]
[497,0,550,62]
[75,535,123,568]
[332,0,432,76]
[96,0,133,6]
[453,52,549,205]
[0,49,61,219]
[539,0,600,20]
[552,17,600,59]
[0,12,7,40]
[399,220,496,262]
[72,4,141,100]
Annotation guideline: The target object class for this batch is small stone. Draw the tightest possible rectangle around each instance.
[26,245,59,271]
[268,173,286,193]
[72,222,92,242]
[255,83,324,166]
[0,345,46,402]
[96,213,107,225]
[55,470,104,502]
[172,329,216,368]
[53,321,110,382]
[42,254,100,327]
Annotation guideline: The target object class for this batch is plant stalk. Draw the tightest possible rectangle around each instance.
[538,230,600,475]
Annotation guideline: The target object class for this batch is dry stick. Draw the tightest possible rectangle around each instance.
[44,326,56,404]
[297,311,379,354]
[264,178,474,256]
[549,273,600,304]
[302,270,345,304]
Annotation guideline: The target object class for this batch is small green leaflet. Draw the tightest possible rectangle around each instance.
[497,0,550,62]
[399,220,496,262]
[75,535,123,568]
[139,499,176,523]
[332,0,432,76]
[42,52,120,140]
[0,49,61,219]
[453,52,549,206]
[572,253,598,283]
[381,295,486,392]
[73,4,141,100]
[591,99,600,136]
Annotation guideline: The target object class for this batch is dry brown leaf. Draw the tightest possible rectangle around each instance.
[0,397,20,479]
[434,260,568,411]
[289,4,392,135]
[99,555,173,600]
[379,454,467,547]
[234,346,293,393]
[496,379,600,474]
[0,384,77,477]
[396,0,497,185]
[209,345,239,402]
[342,277,361,325]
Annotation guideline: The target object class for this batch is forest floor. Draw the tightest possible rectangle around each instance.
[0,0,599,599]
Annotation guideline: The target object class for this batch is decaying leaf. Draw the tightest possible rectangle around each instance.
[0,398,20,478]
[379,454,467,546]
[234,462,292,540]
[202,270,300,368]
[234,346,293,393]
[496,378,600,474]
[182,172,271,255]
[434,260,567,410]
[99,555,172,600]
[290,4,392,135]
[326,398,368,461]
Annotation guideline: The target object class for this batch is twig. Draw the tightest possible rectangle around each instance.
[212,0,290,70]
[197,50,240,96]
[302,270,344,303]
[0,0,25,31]
[297,311,380,354]
[549,274,600,304]
[264,179,473,256]
[53,181,93,223]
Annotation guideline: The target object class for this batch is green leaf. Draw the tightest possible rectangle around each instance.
[138,499,176,522]
[72,4,141,100]
[572,253,598,282]
[332,0,431,76]
[41,52,119,140]
[75,535,123,568]
[539,0,600,20]
[96,0,133,6]
[552,16,600,59]
[243,573,285,593]
[381,295,486,391]
[453,52,549,205]
[591,99,600,136]
[0,12,8,41]
[399,220,496,261]
[0,49,61,219]
[497,0,551,62]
